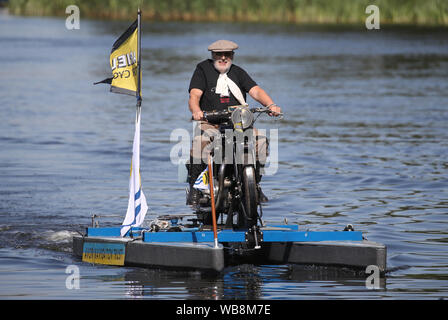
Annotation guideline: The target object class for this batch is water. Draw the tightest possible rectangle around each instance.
[0,11,447,300]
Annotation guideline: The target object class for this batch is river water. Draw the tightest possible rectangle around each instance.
[0,11,447,300]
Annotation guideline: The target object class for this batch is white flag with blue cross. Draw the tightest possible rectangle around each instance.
[193,167,210,192]
[121,112,148,237]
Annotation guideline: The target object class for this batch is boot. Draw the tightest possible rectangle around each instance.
[186,161,206,206]
[187,186,201,206]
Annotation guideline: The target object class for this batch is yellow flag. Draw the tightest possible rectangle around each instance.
[109,19,140,97]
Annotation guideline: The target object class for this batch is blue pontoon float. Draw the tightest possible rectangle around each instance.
[72,215,386,273]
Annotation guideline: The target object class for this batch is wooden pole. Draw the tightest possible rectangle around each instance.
[208,156,219,248]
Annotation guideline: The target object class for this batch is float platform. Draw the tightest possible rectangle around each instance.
[72,222,386,273]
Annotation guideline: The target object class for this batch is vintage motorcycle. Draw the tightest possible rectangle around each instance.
[186,105,282,229]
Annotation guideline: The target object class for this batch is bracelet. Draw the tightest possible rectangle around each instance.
[266,103,277,108]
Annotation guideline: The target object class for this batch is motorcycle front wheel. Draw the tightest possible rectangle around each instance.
[240,165,259,228]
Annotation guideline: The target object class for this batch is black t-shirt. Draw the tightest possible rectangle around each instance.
[188,59,257,112]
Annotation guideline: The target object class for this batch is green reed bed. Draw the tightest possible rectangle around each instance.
[7,0,448,25]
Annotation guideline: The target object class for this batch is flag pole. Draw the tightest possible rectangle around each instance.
[136,8,142,110]
[131,8,142,237]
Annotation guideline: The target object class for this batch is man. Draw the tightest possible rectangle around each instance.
[187,39,281,206]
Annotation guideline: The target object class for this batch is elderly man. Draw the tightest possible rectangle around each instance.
[187,39,281,206]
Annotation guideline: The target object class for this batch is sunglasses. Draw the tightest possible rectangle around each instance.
[213,52,234,58]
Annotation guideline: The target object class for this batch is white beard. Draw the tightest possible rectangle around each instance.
[213,59,232,74]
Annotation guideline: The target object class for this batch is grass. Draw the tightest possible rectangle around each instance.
[7,0,448,25]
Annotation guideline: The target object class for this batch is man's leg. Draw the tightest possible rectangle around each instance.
[187,121,219,206]
[254,128,269,202]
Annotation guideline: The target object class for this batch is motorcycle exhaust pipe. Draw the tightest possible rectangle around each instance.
[215,164,226,211]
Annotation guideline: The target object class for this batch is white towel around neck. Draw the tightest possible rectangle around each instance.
[215,73,247,106]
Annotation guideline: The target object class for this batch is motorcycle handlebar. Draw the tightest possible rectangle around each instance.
[250,106,284,118]
[202,110,230,123]
[204,110,230,118]
[191,106,283,121]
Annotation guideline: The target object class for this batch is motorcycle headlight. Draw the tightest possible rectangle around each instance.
[231,107,254,130]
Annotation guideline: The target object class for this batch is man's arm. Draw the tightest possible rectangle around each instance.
[189,88,204,120]
[248,85,281,115]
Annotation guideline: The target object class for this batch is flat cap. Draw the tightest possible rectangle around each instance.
[208,40,239,52]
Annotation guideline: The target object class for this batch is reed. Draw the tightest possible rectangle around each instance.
[8,0,448,25]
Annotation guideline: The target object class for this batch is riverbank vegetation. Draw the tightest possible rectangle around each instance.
[7,0,448,26]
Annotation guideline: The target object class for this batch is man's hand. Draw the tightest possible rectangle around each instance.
[268,104,282,116]
[192,110,204,121]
